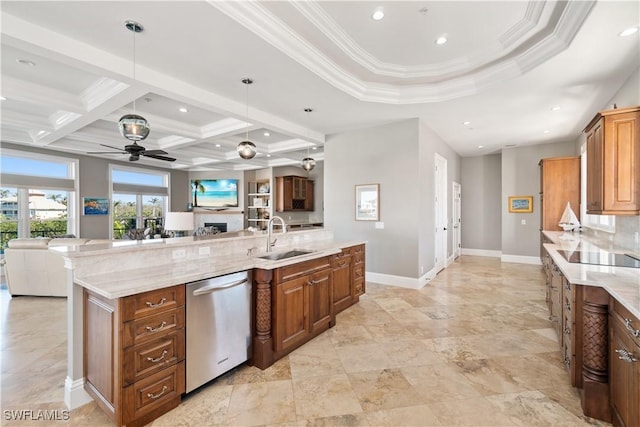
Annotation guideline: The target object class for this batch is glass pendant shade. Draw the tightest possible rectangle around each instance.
[237,140,256,159]
[302,157,316,171]
[119,114,150,141]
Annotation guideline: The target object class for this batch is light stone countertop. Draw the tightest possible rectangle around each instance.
[542,230,640,319]
[66,234,365,300]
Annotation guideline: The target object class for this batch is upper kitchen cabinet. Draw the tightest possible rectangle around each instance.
[585,106,640,215]
[539,156,580,231]
[275,176,314,212]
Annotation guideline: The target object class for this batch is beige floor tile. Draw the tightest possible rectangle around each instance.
[486,390,590,426]
[451,358,529,396]
[292,373,363,419]
[348,368,428,412]
[336,342,398,373]
[400,363,482,403]
[298,413,370,427]
[429,396,516,426]
[364,404,442,426]
[225,380,296,426]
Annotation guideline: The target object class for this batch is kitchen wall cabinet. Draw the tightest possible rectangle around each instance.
[84,285,185,427]
[275,176,314,212]
[539,156,580,231]
[609,299,640,427]
[584,106,640,215]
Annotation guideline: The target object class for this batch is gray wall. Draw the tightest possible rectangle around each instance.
[325,118,461,279]
[2,142,189,239]
[461,153,502,251]
[501,141,577,257]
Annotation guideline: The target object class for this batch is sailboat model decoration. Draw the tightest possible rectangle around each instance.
[559,202,581,232]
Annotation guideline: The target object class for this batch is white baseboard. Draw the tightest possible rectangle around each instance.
[64,376,93,410]
[461,248,501,258]
[501,254,542,265]
[366,270,434,290]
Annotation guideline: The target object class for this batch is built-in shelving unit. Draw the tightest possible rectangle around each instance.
[247,180,272,230]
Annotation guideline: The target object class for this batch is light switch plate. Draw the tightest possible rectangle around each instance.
[375,222,384,229]
[521,219,526,225]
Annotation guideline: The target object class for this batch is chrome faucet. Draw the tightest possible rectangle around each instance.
[266,216,287,252]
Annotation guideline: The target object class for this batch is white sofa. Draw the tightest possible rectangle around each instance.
[4,238,111,297]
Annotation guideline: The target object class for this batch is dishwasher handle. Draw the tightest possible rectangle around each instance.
[191,278,249,296]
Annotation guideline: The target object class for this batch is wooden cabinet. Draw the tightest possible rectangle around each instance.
[584,106,640,215]
[84,285,185,427]
[273,257,333,356]
[609,299,640,427]
[351,244,366,298]
[331,247,353,314]
[247,180,271,230]
[275,176,314,212]
[539,157,581,231]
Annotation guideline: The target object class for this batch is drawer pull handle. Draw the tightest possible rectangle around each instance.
[146,298,166,308]
[147,385,168,400]
[624,318,640,338]
[615,348,638,363]
[307,279,321,286]
[338,261,346,267]
[146,321,167,333]
[147,350,168,363]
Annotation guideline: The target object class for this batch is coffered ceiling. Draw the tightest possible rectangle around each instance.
[1,1,638,171]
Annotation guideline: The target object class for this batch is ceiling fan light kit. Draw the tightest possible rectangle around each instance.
[238,77,257,159]
[119,20,150,142]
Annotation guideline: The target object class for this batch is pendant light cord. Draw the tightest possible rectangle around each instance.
[245,80,249,140]
[132,26,136,115]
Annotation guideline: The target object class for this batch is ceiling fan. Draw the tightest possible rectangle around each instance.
[88,142,176,162]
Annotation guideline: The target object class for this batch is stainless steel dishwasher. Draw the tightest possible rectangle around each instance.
[186,271,251,393]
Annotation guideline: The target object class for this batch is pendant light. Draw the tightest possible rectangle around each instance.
[301,108,316,171]
[237,77,257,159]
[118,20,150,141]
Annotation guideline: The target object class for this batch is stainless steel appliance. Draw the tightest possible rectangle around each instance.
[186,271,251,393]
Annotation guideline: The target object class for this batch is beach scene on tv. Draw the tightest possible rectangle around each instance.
[191,179,239,207]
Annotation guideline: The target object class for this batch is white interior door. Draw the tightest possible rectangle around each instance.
[452,182,461,259]
[434,154,448,272]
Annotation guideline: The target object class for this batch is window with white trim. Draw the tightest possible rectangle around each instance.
[0,150,78,251]
[110,165,169,239]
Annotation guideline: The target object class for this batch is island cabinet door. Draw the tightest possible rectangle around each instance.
[308,268,333,334]
[274,276,309,354]
[331,251,353,314]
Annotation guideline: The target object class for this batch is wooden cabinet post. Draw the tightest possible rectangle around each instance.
[251,269,274,370]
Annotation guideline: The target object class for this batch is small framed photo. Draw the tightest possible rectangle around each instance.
[508,196,533,213]
[83,197,109,215]
[355,184,379,221]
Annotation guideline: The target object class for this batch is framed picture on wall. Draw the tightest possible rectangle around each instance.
[355,184,379,221]
[83,197,109,215]
[508,196,533,213]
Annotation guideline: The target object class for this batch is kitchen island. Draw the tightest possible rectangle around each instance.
[53,228,365,426]
[542,230,639,425]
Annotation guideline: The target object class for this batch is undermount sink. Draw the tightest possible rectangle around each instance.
[259,249,314,261]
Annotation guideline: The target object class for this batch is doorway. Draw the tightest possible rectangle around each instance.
[434,154,448,273]
[452,182,461,260]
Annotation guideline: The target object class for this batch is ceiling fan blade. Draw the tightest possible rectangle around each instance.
[142,153,176,162]
[99,144,127,151]
[142,149,168,156]
[87,151,126,154]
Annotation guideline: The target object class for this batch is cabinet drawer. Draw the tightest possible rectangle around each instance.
[123,308,185,348]
[354,278,365,297]
[123,361,185,424]
[353,265,365,282]
[612,299,640,348]
[275,256,331,283]
[122,285,185,321]
[123,330,185,386]
[331,254,351,268]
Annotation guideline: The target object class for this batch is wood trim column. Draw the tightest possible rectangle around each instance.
[581,286,611,422]
[251,269,274,369]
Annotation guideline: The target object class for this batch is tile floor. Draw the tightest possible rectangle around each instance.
[1,256,611,426]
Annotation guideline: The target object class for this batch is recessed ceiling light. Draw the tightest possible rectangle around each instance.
[477,145,484,149]
[435,35,448,45]
[215,143,221,148]
[179,107,188,113]
[619,26,638,37]
[16,59,36,67]
[463,121,471,125]
[372,7,384,21]
[551,106,561,111]
[312,146,317,150]
[263,131,270,137]
[266,154,271,158]
[543,130,550,134]
[0,96,6,101]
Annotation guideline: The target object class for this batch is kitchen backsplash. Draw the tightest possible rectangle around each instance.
[582,216,640,254]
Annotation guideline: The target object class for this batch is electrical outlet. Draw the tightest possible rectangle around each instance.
[198,246,210,255]
[172,249,186,259]
[521,219,526,225]
[375,222,384,229]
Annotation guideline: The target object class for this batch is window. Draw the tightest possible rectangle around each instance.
[580,146,615,233]
[110,165,169,239]
[0,150,78,251]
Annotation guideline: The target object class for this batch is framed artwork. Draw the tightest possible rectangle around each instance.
[83,197,109,215]
[355,184,379,221]
[508,196,533,213]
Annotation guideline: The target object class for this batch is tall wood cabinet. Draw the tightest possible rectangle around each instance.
[539,156,581,231]
[275,176,314,212]
[84,285,185,427]
[584,106,640,215]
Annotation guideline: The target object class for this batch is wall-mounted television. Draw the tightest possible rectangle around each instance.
[191,179,238,208]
